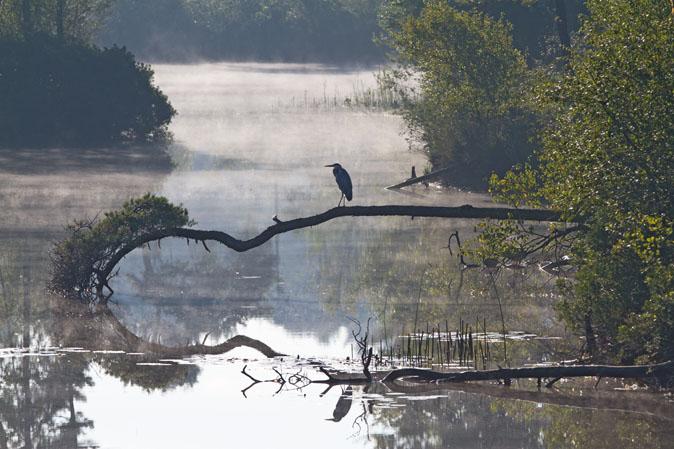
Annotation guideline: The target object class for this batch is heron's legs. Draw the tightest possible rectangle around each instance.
[338,193,345,207]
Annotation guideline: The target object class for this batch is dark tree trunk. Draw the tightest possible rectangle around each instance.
[554,0,571,60]
[57,0,65,38]
[21,0,32,35]
[584,313,597,357]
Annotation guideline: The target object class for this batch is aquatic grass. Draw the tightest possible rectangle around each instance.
[271,72,417,112]
[371,317,496,371]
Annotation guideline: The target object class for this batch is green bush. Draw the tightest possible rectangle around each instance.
[484,0,674,364]
[49,194,191,302]
[0,34,175,147]
[389,2,541,188]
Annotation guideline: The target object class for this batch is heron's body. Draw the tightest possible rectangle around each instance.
[325,163,352,207]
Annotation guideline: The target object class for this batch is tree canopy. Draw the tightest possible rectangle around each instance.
[486,0,674,364]
[0,0,112,41]
[0,35,175,147]
[388,1,540,187]
[0,1,176,147]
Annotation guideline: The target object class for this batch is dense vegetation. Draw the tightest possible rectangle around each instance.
[49,194,192,301]
[377,0,585,188]
[0,0,175,147]
[0,36,175,147]
[97,0,385,63]
[480,0,674,365]
[379,0,674,366]
[387,2,540,187]
[8,0,672,368]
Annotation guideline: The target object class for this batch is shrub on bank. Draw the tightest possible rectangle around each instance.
[0,34,175,147]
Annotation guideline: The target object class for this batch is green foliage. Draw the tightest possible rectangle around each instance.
[485,0,674,364]
[0,0,112,41]
[0,1,21,37]
[379,0,586,63]
[388,1,540,187]
[49,194,192,301]
[0,34,176,147]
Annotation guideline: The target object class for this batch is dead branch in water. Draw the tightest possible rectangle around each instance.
[241,359,674,415]
[386,166,453,190]
[258,360,673,389]
[348,317,374,381]
[380,361,674,386]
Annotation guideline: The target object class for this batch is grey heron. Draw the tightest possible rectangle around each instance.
[325,163,352,207]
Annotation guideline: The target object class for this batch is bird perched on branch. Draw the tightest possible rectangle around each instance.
[325,163,352,207]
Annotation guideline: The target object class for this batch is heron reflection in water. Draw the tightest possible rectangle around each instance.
[325,163,352,207]
[326,386,353,422]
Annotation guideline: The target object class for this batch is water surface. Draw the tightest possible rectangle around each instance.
[0,62,671,448]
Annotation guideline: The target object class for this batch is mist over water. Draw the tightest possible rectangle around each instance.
[1,62,671,449]
[111,62,508,348]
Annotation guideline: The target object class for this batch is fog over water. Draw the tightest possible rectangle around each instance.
[111,62,497,349]
[1,62,671,449]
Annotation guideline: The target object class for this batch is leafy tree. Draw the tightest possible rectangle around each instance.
[0,1,176,147]
[0,35,176,147]
[483,0,674,364]
[378,0,586,63]
[388,1,540,188]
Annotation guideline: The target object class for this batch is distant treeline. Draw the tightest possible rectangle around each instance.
[96,0,385,63]
[96,0,586,64]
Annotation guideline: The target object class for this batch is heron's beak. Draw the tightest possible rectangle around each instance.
[324,164,336,167]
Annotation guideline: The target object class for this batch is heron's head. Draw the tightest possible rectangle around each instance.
[324,163,342,168]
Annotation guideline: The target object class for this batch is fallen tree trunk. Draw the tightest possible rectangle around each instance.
[308,361,674,390]
[51,196,574,302]
[382,380,674,421]
[381,361,674,386]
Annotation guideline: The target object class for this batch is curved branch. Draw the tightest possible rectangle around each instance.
[99,205,566,282]
[92,304,286,357]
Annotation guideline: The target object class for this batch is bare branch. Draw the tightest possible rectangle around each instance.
[96,205,568,283]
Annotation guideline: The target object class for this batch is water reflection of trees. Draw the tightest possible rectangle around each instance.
[491,393,673,449]
[338,383,674,449]
[308,217,578,364]
[0,241,93,448]
[0,241,199,447]
[113,242,280,345]
[0,354,94,449]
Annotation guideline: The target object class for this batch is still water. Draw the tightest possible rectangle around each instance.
[0,63,672,448]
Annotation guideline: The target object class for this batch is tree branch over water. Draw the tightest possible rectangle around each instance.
[49,194,568,302]
[101,206,564,275]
